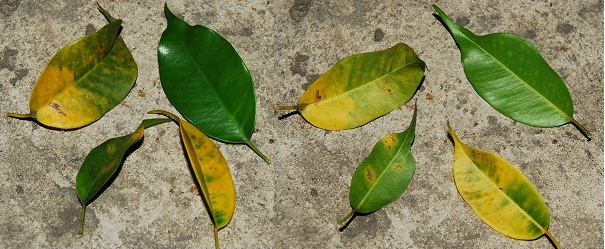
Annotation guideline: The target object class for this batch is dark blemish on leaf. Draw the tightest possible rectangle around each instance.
[314,90,322,103]
[310,188,318,197]
[239,27,253,37]
[97,44,105,55]
[291,53,309,76]
[0,0,20,16]
[523,30,537,39]
[365,169,374,181]
[49,102,66,116]
[394,165,402,171]
[289,0,312,22]
[556,23,574,34]
[456,16,470,26]
[85,24,97,36]
[373,28,384,42]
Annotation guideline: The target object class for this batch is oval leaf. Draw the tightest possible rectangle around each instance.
[447,123,560,247]
[7,6,137,129]
[279,43,425,130]
[150,110,235,249]
[433,5,590,139]
[76,118,171,234]
[340,105,417,227]
[157,4,268,163]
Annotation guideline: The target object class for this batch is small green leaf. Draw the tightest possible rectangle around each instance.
[448,123,560,248]
[157,4,269,163]
[149,110,235,249]
[75,118,171,234]
[433,5,590,139]
[339,104,417,227]
[278,43,425,130]
[6,5,137,129]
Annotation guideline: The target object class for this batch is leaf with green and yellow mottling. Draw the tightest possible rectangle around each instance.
[76,118,171,234]
[448,123,560,248]
[6,5,137,129]
[339,104,417,228]
[278,43,425,130]
[149,110,235,249]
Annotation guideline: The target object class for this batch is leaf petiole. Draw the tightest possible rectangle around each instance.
[79,204,86,234]
[338,209,356,228]
[247,141,271,164]
[570,118,592,140]
[544,229,561,249]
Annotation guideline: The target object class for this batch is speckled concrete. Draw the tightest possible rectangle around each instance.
[1,1,602,248]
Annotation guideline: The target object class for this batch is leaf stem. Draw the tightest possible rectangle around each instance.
[79,204,87,234]
[214,226,220,249]
[6,112,33,119]
[570,118,592,140]
[247,141,271,164]
[338,209,356,228]
[275,105,299,111]
[544,229,561,249]
[147,110,181,123]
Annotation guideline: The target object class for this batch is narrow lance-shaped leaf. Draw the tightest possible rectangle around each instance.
[447,123,560,248]
[6,5,137,129]
[277,43,425,130]
[76,118,171,234]
[149,110,235,249]
[433,5,590,139]
[157,4,269,163]
[339,104,417,227]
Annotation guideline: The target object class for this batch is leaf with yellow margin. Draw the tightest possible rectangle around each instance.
[6,4,137,129]
[277,43,425,130]
[447,123,561,248]
[149,110,235,249]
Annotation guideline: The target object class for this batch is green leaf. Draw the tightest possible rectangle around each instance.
[6,5,137,129]
[448,123,560,248]
[433,5,590,139]
[149,110,235,249]
[277,43,425,130]
[339,104,417,227]
[157,4,269,163]
[75,118,171,234]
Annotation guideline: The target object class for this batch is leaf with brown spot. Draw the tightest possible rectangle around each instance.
[6,4,137,129]
[339,104,417,228]
[277,43,425,130]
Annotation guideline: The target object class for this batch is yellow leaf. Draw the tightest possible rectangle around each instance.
[448,123,560,248]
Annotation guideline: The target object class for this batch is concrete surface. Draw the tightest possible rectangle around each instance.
[1,0,602,248]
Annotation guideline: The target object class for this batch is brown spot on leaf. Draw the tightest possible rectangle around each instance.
[394,165,402,171]
[97,44,105,56]
[314,90,322,103]
[49,102,66,116]
[366,168,374,182]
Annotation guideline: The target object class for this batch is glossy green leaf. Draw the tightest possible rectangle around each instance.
[339,104,417,227]
[277,43,425,130]
[433,5,590,139]
[149,110,235,249]
[448,123,560,248]
[6,5,137,129]
[157,4,268,163]
[75,118,171,234]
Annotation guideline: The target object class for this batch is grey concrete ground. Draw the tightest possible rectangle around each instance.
[1,0,603,248]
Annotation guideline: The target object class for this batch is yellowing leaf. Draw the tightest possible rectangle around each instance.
[448,123,560,248]
[149,110,235,249]
[278,43,425,130]
[6,5,137,129]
